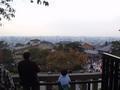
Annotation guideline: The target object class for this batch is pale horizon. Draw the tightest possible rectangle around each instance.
[0,0,120,37]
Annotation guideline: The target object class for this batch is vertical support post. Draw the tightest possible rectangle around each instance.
[102,54,109,90]
[102,54,106,90]
[80,83,87,90]
[109,59,114,90]
[46,81,52,90]
[114,60,119,90]
[92,79,98,90]
[46,85,52,90]
[88,82,90,90]
[71,81,75,90]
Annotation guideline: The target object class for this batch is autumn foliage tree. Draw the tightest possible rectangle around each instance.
[46,49,88,72]
[28,41,87,72]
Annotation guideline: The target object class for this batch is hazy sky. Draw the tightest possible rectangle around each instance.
[0,0,120,37]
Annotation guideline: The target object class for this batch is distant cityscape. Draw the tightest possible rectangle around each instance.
[0,36,120,45]
[0,36,120,73]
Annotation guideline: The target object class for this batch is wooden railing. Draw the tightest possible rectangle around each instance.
[12,53,120,90]
[12,72,102,90]
[102,53,120,90]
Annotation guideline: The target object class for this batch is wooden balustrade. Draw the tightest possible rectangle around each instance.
[12,72,102,90]
[102,53,120,90]
[11,52,120,90]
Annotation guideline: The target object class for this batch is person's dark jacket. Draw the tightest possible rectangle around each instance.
[18,60,40,86]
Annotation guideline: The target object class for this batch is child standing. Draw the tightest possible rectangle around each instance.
[58,69,71,90]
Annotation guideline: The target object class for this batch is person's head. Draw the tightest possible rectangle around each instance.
[23,52,31,60]
[61,69,67,76]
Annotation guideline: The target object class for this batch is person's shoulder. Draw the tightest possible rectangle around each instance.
[19,60,24,63]
[66,74,70,77]
[59,74,62,77]
[29,60,36,64]
[29,61,38,66]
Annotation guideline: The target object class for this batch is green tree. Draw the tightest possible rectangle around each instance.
[0,41,14,72]
[54,41,84,52]
[29,47,50,71]
[65,42,84,52]
[111,41,120,57]
[0,41,9,48]
[2,48,13,64]
[0,0,49,25]
[0,41,13,64]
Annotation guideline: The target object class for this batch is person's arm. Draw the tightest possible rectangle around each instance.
[67,75,71,83]
[57,75,62,88]
[57,75,61,83]
[6,70,15,88]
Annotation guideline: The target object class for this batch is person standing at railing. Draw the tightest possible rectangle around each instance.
[18,52,40,90]
[0,64,15,90]
[58,69,71,90]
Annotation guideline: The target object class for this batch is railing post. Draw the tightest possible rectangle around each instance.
[92,79,98,90]
[109,59,114,90]
[79,81,87,90]
[46,85,52,90]
[102,54,109,90]
[87,82,90,90]
[40,81,46,90]
[46,81,52,90]
[114,60,119,90]
[71,81,75,90]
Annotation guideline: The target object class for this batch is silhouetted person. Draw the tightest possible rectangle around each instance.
[43,1,49,6]
[18,52,40,90]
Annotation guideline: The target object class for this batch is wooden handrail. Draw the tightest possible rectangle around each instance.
[102,52,120,90]
[38,80,102,85]
[13,73,102,90]
[103,52,120,60]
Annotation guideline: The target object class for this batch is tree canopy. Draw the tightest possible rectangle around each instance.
[111,41,120,57]
[46,49,87,72]
[0,41,13,64]
[0,0,15,25]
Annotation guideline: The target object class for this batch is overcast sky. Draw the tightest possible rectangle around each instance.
[0,0,120,37]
